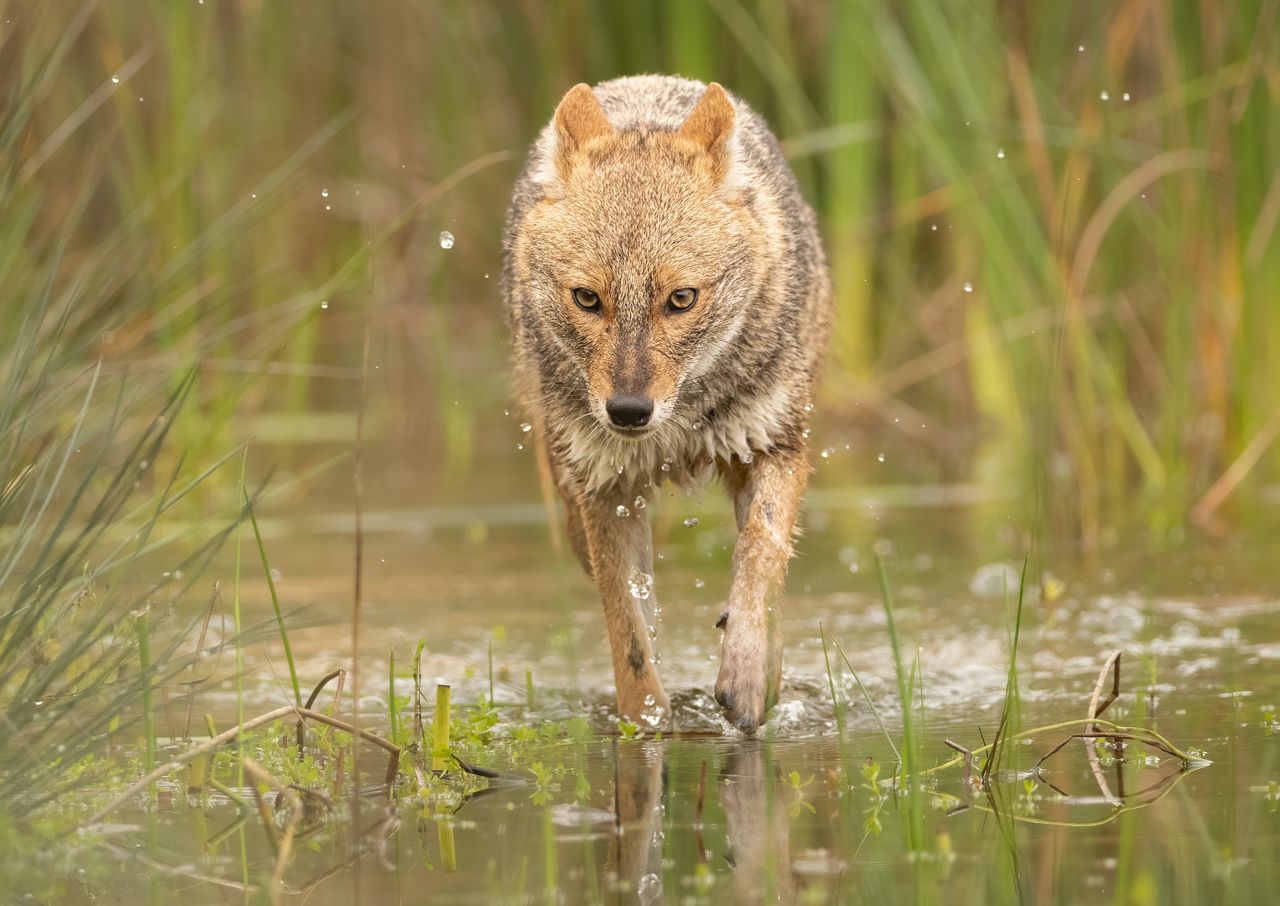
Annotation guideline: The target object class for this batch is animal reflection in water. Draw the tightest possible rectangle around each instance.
[401,731,1202,902]
[612,740,798,905]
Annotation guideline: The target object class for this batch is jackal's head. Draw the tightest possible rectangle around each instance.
[516,81,770,438]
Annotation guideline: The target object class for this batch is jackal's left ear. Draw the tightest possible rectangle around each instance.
[679,83,736,177]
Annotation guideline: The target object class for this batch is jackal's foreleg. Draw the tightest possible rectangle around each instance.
[715,449,808,732]
[579,492,669,725]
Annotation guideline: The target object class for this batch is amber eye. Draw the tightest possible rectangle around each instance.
[667,288,698,312]
[572,287,601,311]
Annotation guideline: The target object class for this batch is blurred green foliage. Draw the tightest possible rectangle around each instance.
[3,0,1277,543]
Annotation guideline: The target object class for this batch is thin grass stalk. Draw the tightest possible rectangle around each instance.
[245,490,300,706]
[134,608,156,805]
[873,549,923,851]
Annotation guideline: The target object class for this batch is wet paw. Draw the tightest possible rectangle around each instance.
[616,684,670,731]
[714,648,772,734]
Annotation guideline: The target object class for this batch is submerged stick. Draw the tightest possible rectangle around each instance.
[298,669,345,755]
[243,757,303,905]
[81,705,295,828]
[79,704,401,829]
[1084,651,1123,805]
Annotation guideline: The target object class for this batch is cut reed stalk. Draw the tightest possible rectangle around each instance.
[432,683,452,773]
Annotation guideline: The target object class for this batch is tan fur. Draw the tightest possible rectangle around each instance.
[504,76,833,732]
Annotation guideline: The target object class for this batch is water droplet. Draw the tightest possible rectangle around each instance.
[320,300,329,310]
[931,223,938,231]
[1099,90,1110,101]
[1122,92,1131,102]
[820,448,833,459]
[996,148,1006,159]
[963,282,974,293]
[643,694,656,707]
[516,442,524,450]
[1077,44,1084,52]
[519,422,532,433]
[320,188,329,198]
[683,517,699,527]
[660,460,671,472]
[269,568,283,582]
[741,451,753,464]
[627,568,653,601]
[877,453,885,463]
[633,495,646,510]
[110,75,119,84]
[694,578,705,589]
[637,872,662,901]
[439,230,455,250]
[616,505,631,518]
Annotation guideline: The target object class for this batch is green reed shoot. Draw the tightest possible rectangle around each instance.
[134,609,156,804]
[874,549,924,851]
[389,649,400,747]
[245,489,301,707]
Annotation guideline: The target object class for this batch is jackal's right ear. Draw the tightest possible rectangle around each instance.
[679,83,736,181]
[549,83,614,179]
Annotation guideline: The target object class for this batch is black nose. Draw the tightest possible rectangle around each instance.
[605,395,654,428]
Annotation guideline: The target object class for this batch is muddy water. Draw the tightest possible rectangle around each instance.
[83,481,1280,904]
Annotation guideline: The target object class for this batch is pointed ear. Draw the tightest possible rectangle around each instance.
[553,83,614,160]
[678,82,736,161]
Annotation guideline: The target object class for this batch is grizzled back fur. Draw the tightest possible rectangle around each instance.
[503,75,832,494]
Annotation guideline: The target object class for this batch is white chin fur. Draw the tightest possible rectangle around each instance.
[565,384,792,493]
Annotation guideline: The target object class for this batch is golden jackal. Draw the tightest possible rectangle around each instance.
[503,75,833,732]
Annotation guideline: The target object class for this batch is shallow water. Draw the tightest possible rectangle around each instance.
[65,484,1280,904]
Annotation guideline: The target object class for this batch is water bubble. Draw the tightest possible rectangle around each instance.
[660,460,671,472]
[996,148,1006,159]
[802,427,812,438]
[519,422,532,433]
[628,568,653,601]
[1122,92,1131,102]
[516,442,524,450]
[439,230,455,250]
[616,505,631,518]
[633,495,646,510]
[694,578,705,589]
[970,562,1022,599]
[963,282,974,293]
[643,694,656,707]
[877,453,885,463]
[931,223,938,231]
[111,75,120,84]
[819,448,833,459]
[320,300,329,310]
[1077,44,1085,52]
[804,402,814,412]
[683,517,699,527]
[1099,90,1110,101]
[320,188,329,198]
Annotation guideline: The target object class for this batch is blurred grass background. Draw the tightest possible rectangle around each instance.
[3,0,1278,549]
